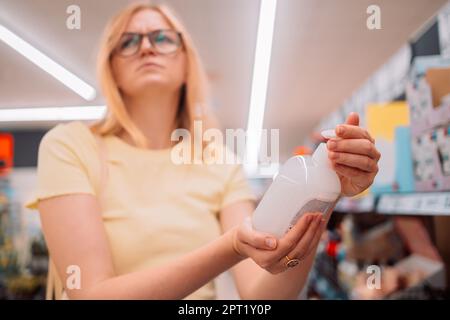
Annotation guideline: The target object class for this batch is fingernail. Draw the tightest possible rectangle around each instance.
[327,140,337,150]
[265,238,276,249]
[337,125,344,135]
[316,219,323,228]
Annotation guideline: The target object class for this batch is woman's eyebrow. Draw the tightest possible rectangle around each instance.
[125,26,167,34]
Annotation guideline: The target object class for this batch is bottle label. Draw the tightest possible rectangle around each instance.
[287,199,333,233]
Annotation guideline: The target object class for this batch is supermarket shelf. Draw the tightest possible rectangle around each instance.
[334,192,450,215]
[334,194,375,213]
[377,192,450,216]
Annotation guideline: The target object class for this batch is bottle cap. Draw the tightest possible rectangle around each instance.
[321,129,337,139]
[312,143,331,167]
[312,129,336,167]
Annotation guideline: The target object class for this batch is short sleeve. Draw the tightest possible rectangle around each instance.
[220,164,257,209]
[24,123,96,210]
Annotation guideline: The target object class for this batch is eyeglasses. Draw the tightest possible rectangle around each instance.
[114,29,183,57]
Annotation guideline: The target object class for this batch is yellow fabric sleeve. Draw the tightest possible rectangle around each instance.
[25,123,96,210]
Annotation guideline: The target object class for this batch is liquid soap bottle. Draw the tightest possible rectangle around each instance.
[252,129,341,238]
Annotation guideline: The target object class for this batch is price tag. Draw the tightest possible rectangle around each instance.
[377,192,450,215]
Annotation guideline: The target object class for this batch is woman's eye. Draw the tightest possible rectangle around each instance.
[155,34,173,44]
[121,36,139,49]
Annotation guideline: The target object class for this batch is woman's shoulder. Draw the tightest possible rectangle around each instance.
[26,122,99,210]
[43,120,93,140]
[39,121,98,156]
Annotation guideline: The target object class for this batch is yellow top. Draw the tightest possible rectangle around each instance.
[25,121,256,299]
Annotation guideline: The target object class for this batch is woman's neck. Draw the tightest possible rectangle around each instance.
[121,88,181,150]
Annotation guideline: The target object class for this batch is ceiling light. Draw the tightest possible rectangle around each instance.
[245,0,278,175]
[0,24,96,101]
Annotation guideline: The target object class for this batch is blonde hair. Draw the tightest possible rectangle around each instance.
[90,1,217,148]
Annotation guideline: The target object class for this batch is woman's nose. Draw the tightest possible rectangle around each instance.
[140,36,156,55]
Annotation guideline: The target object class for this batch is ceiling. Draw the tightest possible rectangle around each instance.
[0,0,447,159]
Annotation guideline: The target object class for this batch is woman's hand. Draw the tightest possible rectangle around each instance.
[231,212,326,274]
[327,112,381,197]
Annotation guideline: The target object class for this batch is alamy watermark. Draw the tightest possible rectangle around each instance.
[66,5,81,30]
[170,120,280,167]
[66,264,81,290]
[367,5,382,30]
[366,265,381,290]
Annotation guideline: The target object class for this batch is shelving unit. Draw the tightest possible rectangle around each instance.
[334,194,376,213]
[378,192,450,215]
[334,192,450,216]
[306,5,450,299]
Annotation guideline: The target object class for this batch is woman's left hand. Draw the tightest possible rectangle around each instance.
[326,112,381,197]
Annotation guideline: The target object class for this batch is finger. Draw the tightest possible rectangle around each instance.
[281,214,322,262]
[239,217,278,250]
[335,125,375,143]
[265,264,286,275]
[273,220,324,274]
[327,138,380,160]
[273,213,322,273]
[332,163,376,183]
[239,242,278,271]
[280,217,322,271]
[328,151,378,173]
[241,241,288,273]
[304,218,327,258]
[278,213,315,252]
[256,214,317,270]
[345,112,360,126]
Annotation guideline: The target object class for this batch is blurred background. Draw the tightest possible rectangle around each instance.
[1,0,450,299]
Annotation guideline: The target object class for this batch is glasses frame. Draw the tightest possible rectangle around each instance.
[113,29,184,57]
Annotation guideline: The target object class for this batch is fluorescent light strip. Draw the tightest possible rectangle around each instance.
[0,106,106,122]
[245,0,277,175]
[0,25,96,101]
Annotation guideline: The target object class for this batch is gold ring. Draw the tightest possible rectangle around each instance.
[284,255,300,268]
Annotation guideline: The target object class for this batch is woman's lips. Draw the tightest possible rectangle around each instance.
[137,62,163,71]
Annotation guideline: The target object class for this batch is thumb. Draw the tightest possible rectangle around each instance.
[240,217,278,250]
[345,112,359,126]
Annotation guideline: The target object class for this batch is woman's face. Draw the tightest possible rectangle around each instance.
[111,9,187,97]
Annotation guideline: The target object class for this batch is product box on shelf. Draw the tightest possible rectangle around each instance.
[393,127,415,192]
[406,67,450,135]
[409,55,450,81]
[406,78,434,134]
[436,125,450,190]
[366,102,411,194]
[412,125,450,191]
[426,68,450,107]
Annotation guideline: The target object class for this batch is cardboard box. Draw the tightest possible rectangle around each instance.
[406,63,450,135]
[412,125,450,191]
[425,68,450,108]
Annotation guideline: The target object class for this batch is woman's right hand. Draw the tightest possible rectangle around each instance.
[231,212,326,274]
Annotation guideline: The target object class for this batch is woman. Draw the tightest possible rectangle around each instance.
[26,2,380,300]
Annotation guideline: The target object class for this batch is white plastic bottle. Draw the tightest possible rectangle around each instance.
[252,129,341,238]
